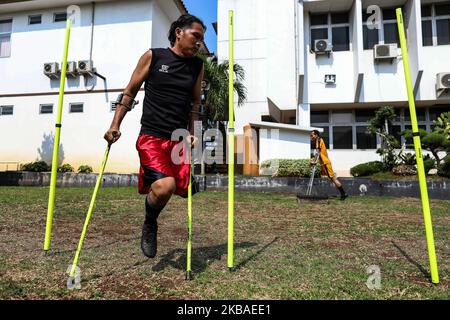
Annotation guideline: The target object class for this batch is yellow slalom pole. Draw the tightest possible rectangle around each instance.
[44,18,72,251]
[186,147,193,280]
[396,8,439,284]
[227,10,235,271]
[68,139,114,284]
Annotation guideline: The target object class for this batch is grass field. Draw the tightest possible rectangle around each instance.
[0,186,449,300]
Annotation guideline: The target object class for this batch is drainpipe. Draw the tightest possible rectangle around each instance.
[89,2,95,61]
[84,2,98,91]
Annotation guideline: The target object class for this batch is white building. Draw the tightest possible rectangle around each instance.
[1,0,449,176]
[0,0,190,173]
[218,0,450,176]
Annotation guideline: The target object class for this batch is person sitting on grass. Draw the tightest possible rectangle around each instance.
[310,130,348,200]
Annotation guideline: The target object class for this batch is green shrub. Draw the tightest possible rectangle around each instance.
[78,165,93,174]
[57,163,74,173]
[20,161,50,172]
[437,155,450,178]
[399,152,416,165]
[260,159,321,177]
[350,161,384,177]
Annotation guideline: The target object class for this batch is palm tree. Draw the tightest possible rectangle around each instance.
[196,54,247,174]
[198,54,247,121]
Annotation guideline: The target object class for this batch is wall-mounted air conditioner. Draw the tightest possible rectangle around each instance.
[43,62,60,79]
[78,60,94,76]
[314,39,332,56]
[65,61,78,77]
[373,44,397,62]
[436,72,450,96]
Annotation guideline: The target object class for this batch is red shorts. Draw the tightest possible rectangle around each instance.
[136,134,190,197]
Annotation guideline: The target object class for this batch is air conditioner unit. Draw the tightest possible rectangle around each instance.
[43,62,60,79]
[78,60,94,75]
[65,61,78,77]
[374,44,397,62]
[436,72,450,91]
[314,39,332,55]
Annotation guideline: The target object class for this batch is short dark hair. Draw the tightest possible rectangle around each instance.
[311,130,320,137]
[168,14,206,46]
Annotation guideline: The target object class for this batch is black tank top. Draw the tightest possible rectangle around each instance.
[140,48,203,139]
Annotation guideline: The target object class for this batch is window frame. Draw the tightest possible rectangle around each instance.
[53,12,67,23]
[0,19,12,58]
[362,7,403,50]
[28,14,42,25]
[310,12,351,52]
[69,103,84,113]
[310,106,450,151]
[39,104,54,114]
[0,105,14,116]
[422,3,450,46]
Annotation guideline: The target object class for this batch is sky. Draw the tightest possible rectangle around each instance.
[182,0,217,54]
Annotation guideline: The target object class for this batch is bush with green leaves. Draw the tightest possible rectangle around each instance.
[369,106,401,171]
[350,161,384,177]
[399,152,416,165]
[20,161,50,172]
[437,155,450,178]
[77,165,93,174]
[402,129,448,166]
[260,159,321,177]
[57,163,74,173]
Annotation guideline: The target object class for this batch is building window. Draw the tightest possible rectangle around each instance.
[69,103,84,113]
[0,19,12,58]
[39,104,53,114]
[310,12,350,52]
[311,111,329,123]
[429,105,450,121]
[28,15,42,25]
[0,105,14,115]
[404,108,426,122]
[362,7,403,49]
[382,8,400,46]
[356,126,377,149]
[355,109,376,123]
[422,3,450,46]
[333,126,353,149]
[53,12,67,22]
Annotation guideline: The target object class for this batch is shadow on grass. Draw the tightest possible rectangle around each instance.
[234,237,279,271]
[392,241,431,280]
[152,242,258,274]
[44,237,140,256]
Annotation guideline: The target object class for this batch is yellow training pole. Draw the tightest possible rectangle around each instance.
[227,10,235,271]
[396,8,439,284]
[68,142,112,282]
[44,18,72,251]
[186,147,193,280]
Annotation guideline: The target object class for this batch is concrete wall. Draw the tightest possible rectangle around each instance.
[2,172,448,200]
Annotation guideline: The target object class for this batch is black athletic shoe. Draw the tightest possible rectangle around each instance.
[340,193,348,201]
[141,221,157,258]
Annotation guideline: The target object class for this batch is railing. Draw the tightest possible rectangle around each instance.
[0,161,20,171]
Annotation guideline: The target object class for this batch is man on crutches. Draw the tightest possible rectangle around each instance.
[310,130,348,200]
[104,14,205,259]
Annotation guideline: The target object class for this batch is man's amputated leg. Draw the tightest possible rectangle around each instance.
[141,177,176,258]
